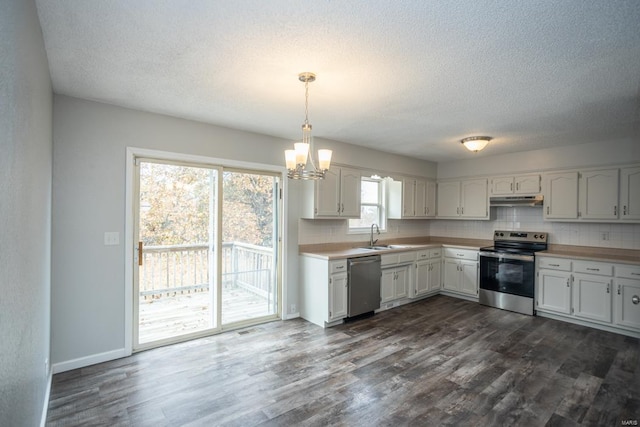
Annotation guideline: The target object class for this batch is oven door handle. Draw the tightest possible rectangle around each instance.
[479,252,534,262]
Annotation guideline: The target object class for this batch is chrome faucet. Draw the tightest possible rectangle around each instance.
[369,223,380,247]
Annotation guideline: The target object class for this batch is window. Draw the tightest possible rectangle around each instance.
[349,177,386,232]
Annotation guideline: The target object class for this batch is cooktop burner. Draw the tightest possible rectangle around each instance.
[483,230,549,254]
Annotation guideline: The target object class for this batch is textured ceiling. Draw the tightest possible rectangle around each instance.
[35,0,640,162]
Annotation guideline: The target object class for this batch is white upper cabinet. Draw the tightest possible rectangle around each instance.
[544,172,579,219]
[460,179,489,218]
[579,169,619,220]
[388,177,436,219]
[491,174,541,195]
[425,180,436,217]
[339,167,361,217]
[436,181,461,218]
[543,166,640,222]
[301,166,361,219]
[621,166,640,221]
[437,179,489,219]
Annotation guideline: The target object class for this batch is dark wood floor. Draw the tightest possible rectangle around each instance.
[47,295,640,426]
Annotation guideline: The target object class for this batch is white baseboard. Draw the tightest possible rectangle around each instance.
[282,312,300,320]
[52,348,128,374]
[40,371,52,427]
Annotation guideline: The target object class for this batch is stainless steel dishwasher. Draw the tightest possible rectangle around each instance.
[348,255,382,317]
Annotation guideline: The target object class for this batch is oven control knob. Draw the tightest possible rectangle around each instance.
[500,232,504,237]
[534,234,538,239]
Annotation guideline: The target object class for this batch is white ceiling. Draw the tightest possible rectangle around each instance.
[35,0,640,162]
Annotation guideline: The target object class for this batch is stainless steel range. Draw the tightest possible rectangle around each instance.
[479,230,548,315]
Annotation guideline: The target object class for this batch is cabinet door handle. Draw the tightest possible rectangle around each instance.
[337,203,341,213]
[606,284,610,294]
[547,206,550,215]
[586,268,600,272]
[614,206,617,216]
[549,263,560,267]
[633,295,640,305]
[341,203,345,213]
[618,284,621,295]
[516,182,519,191]
[456,207,459,214]
[623,205,627,215]
[461,207,464,215]
[566,277,570,287]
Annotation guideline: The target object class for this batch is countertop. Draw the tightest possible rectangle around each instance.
[299,239,640,265]
[299,237,491,260]
[538,245,640,266]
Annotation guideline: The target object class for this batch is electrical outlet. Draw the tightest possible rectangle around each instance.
[290,304,297,313]
[601,232,610,241]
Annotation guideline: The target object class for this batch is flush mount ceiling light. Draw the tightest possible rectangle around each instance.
[461,136,492,152]
[284,72,332,180]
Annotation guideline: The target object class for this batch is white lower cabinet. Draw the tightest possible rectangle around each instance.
[537,269,572,314]
[381,265,410,304]
[328,271,348,322]
[572,273,612,323]
[537,256,640,337]
[442,248,478,297]
[615,265,640,330]
[299,257,350,328]
[412,249,442,298]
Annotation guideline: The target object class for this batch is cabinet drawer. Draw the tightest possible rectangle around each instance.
[329,260,347,274]
[444,248,477,261]
[573,260,613,276]
[429,248,442,258]
[616,265,640,280]
[381,254,399,266]
[416,250,430,260]
[537,257,572,271]
[398,251,417,264]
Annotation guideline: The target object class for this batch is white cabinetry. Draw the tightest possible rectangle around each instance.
[437,179,488,219]
[328,264,348,322]
[388,178,436,218]
[537,256,640,337]
[544,172,579,219]
[301,166,361,218]
[543,166,640,222]
[442,248,478,297]
[615,265,640,331]
[491,174,541,195]
[412,248,442,298]
[380,252,414,304]
[620,166,640,220]
[299,257,350,327]
[579,169,619,220]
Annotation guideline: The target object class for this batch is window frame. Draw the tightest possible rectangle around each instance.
[348,176,387,234]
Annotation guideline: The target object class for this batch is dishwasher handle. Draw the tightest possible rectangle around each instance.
[348,256,382,267]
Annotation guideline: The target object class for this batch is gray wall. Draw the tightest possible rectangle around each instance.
[437,138,640,179]
[51,95,436,369]
[0,0,53,425]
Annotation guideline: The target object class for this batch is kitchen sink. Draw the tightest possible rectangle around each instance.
[360,244,414,251]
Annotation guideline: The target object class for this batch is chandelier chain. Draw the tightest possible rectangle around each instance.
[304,79,310,126]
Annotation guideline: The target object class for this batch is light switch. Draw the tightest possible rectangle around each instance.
[104,232,120,245]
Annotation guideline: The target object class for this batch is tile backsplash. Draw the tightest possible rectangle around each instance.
[430,207,640,249]
[299,207,640,250]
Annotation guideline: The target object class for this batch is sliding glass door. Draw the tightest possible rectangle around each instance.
[133,159,280,350]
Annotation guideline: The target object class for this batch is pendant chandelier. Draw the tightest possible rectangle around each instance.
[285,72,332,179]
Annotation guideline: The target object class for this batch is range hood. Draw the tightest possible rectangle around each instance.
[490,195,544,207]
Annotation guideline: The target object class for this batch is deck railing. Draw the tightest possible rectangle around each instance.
[139,242,274,300]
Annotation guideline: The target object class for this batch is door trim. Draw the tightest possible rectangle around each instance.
[125,147,287,355]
